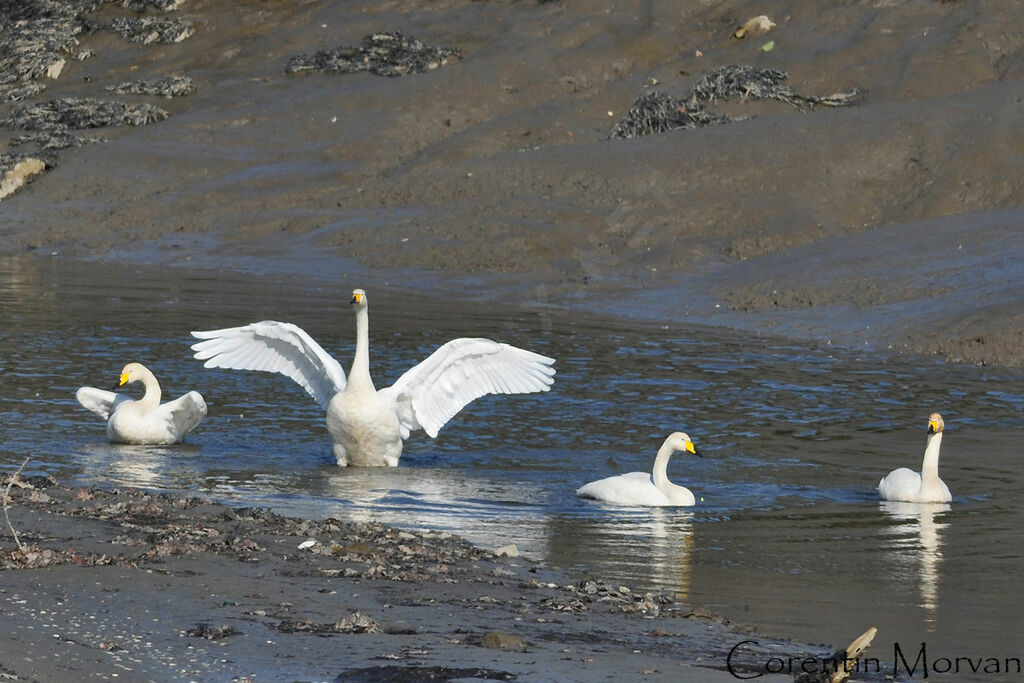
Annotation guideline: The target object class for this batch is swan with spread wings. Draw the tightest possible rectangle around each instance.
[190,289,556,466]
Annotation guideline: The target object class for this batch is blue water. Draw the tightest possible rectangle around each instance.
[2,254,1023,677]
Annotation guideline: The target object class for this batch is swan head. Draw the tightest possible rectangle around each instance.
[666,431,702,457]
[116,362,147,388]
[927,413,944,435]
[350,288,367,310]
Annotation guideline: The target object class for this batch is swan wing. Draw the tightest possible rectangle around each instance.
[877,467,922,502]
[161,391,208,438]
[76,387,131,420]
[383,337,555,439]
[190,321,346,410]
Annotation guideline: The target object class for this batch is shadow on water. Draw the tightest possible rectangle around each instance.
[2,255,1024,676]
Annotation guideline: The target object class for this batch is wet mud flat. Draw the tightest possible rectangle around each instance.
[1,1,1021,367]
[0,475,810,682]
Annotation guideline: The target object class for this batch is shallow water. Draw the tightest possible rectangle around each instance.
[2,255,1022,678]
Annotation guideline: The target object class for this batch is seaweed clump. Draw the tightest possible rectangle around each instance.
[0,0,91,102]
[120,0,184,11]
[106,74,195,97]
[690,65,859,111]
[610,92,728,140]
[4,97,167,149]
[110,15,193,44]
[286,31,462,77]
[611,64,860,139]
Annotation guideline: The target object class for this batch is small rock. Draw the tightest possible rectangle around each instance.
[493,544,518,558]
[480,630,526,650]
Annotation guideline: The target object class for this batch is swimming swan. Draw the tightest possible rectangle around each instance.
[878,413,951,503]
[190,288,556,467]
[76,362,207,445]
[576,432,702,506]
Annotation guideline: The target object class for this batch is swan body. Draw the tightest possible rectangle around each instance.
[76,363,207,445]
[878,413,951,503]
[577,432,702,506]
[190,288,556,467]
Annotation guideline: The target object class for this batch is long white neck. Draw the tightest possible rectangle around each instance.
[920,431,943,484]
[651,440,678,493]
[348,305,375,391]
[137,369,161,409]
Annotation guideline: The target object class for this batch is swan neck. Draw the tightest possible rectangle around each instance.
[921,431,942,482]
[138,370,161,408]
[349,305,374,390]
[651,441,676,492]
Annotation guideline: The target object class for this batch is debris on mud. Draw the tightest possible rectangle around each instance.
[690,65,860,112]
[184,623,242,640]
[733,15,776,40]
[121,0,184,11]
[106,74,195,97]
[0,0,85,101]
[110,15,194,44]
[611,64,859,139]
[273,611,383,635]
[5,97,168,129]
[0,152,47,200]
[286,31,462,77]
[610,91,728,139]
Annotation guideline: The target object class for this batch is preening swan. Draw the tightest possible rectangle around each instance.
[878,413,952,503]
[76,363,207,445]
[576,432,702,507]
[190,288,556,467]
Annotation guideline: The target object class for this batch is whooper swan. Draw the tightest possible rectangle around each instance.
[878,413,952,503]
[190,288,556,467]
[576,432,702,506]
[76,362,207,445]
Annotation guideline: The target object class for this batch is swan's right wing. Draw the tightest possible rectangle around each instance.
[190,321,347,410]
[76,386,130,420]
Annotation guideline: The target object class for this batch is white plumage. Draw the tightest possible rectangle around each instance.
[577,432,702,507]
[76,362,207,445]
[190,288,556,466]
[878,413,952,503]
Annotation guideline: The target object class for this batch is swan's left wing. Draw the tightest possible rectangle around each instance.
[162,391,208,437]
[383,338,555,438]
[76,387,130,420]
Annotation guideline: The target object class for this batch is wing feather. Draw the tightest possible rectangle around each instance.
[76,387,131,420]
[383,337,555,438]
[190,321,346,409]
[162,391,208,438]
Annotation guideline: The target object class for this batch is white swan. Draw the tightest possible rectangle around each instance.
[878,413,952,503]
[76,362,207,445]
[576,432,702,506]
[190,288,556,467]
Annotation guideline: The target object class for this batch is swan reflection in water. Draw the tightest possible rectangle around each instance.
[879,500,951,629]
[546,508,695,600]
[76,442,206,490]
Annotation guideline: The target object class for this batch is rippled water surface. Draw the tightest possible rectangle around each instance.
[2,255,1022,677]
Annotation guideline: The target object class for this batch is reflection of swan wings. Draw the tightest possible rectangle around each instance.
[385,338,557,439]
[76,387,130,420]
[191,321,347,409]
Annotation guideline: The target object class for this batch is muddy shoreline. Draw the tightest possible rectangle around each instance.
[0,474,808,682]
